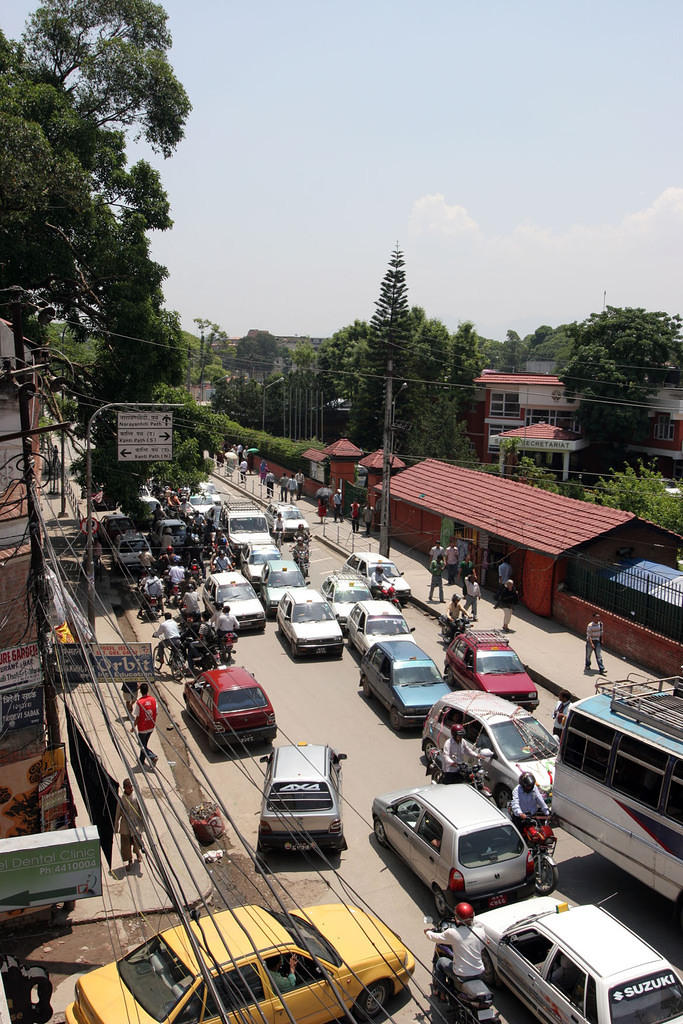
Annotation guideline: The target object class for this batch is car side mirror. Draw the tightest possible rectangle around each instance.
[480,748,494,759]
[259,755,270,764]
[410,626,416,632]
[336,753,347,761]
[400,571,405,576]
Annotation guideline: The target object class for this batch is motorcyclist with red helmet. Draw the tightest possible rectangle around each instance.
[425,902,487,997]
[441,723,482,785]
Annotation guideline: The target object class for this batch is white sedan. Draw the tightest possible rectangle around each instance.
[476,897,683,1024]
[346,600,414,656]
[240,543,281,590]
[344,552,411,604]
[202,571,266,632]
[276,588,343,659]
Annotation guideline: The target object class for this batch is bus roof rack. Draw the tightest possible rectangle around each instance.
[595,677,683,743]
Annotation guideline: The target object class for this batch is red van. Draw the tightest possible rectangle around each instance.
[444,630,538,710]
[183,668,277,752]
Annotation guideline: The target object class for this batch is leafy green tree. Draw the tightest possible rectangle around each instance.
[230,331,282,378]
[563,307,681,464]
[590,461,682,535]
[317,320,371,404]
[0,0,192,507]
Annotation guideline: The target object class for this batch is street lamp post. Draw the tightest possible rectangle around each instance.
[261,376,285,432]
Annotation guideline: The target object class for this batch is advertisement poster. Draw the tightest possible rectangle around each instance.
[0,644,41,691]
[0,688,44,766]
[59,643,153,688]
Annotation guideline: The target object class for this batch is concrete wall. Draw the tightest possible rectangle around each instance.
[553,588,681,677]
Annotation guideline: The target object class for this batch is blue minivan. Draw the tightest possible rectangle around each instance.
[359,640,450,731]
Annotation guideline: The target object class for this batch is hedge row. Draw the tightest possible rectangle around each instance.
[217,414,325,476]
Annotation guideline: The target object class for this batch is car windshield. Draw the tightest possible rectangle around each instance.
[162,525,185,540]
[269,569,305,588]
[367,616,410,636]
[217,583,254,603]
[231,516,267,532]
[118,935,194,1021]
[189,496,208,507]
[609,971,683,1024]
[292,602,335,623]
[394,662,442,686]
[249,549,279,565]
[217,687,267,712]
[370,562,399,579]
[269,910,342,967]
[490,718,558,762]
[281,508,303,520]
[458,825,524,867]
[120,540,148,553]
[477,650,525,675]
[334,584,372,603]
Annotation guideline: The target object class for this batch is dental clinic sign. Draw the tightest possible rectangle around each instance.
[0,826,102,911]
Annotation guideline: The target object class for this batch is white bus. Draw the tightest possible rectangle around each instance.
[552,677,683,928]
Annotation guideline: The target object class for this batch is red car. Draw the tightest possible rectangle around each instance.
[183,668,277,752]
[444,629,538,710]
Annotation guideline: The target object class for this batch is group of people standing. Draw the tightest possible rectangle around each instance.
[428,539,520,632]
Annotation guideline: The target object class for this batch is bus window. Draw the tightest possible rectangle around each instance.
[665,759,683,824]
[612,734,667,810]
[562,712,614,783]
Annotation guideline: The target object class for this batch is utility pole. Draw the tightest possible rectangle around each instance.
[379,359,393,557]
[10,294,61,744]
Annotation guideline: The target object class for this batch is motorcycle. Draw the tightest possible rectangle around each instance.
[426,749,493,799]
[291,543,310,578]
[137,589,161,622]
[520,816,558,895]
[372,582,401,610]
[187,558,204,584]
[428,917,499,1023]
[438,613,469,644]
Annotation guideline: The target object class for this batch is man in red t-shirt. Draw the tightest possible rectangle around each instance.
[132,682,158,766]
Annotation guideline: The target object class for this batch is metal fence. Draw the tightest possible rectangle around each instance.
[565,555,683,644]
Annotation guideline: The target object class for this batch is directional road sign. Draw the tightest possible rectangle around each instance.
[117,411,173,461]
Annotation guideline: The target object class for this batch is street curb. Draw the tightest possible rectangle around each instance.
[210,471,567,700]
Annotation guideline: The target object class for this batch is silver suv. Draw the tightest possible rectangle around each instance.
[257,743,347,853]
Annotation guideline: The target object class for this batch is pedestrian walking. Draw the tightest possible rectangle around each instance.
[287,475,298,503]
[459,554,474,596]
[295,470,304,500]
[428,554,445,603]
[445,540,459,585]
[332,488,342,522]
[317,498,327,524]
[585,610,606,674]
[498,556,511,586]
[273,512,284,549]
[114,778,144,874]
[350,500,360,533]
[552,690,573,739]
[132,682,158,766]
[279,474,288,501]
[259,458,268,485]
[239,459,248,485]
[464,573,480,620]
[121,679,138,717]
[265,469,275,498]
[495,578,518,632]
[362,503,373,536]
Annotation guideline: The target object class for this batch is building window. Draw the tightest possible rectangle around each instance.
[488,423,509,454]
[653,414,674,441]
[490,392,520,418]
[524,409,579,431]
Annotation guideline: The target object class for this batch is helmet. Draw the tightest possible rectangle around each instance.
[454,902,475,925]
[166,545,173,552]
[520,772,535,793]
[375,564,384,572]
[172,555,181,564]
[450,724,464,738]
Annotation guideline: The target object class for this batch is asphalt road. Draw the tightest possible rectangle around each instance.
[124,515,682,1024]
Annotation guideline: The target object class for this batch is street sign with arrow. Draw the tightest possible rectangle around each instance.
[117,411,173,462]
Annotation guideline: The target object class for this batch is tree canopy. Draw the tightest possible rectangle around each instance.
[563,307,681,462]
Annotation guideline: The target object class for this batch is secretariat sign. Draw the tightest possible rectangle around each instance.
[117,410,173,461]
[0,826,101,910]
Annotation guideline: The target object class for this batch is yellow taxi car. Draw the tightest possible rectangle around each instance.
[66,902,414,1024]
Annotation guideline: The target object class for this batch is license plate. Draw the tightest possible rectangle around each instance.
[488,894,508,908]
[315,646,327,654]
[284,841,311,851]
[240,734,254,743]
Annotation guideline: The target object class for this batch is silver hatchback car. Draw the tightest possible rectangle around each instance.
[372,783,534,917]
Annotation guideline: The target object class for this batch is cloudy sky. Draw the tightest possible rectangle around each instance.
[5,0,683,342]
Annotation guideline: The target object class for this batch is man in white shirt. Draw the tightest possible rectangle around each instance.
[498,557,511,586]
[425,902,486,995]
[441,724,481,784]
[182,584,200,617]
[370,564,387,595]
[153,613,182,664]
[429,539,445,563]
[212,604,239,637]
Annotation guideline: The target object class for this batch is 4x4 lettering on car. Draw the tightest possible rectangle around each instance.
[280,782,325,792]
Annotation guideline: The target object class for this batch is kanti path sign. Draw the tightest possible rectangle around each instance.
[117,410,173,461]
[0,826,102,910]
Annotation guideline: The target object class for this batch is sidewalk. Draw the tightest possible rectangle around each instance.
[217,469,655,702]
[40,486,212,925]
